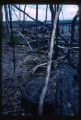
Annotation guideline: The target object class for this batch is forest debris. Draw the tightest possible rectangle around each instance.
[32,55,66,74]
[18,32,33,51]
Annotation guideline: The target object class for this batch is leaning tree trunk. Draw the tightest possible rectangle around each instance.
[38,5,63,116]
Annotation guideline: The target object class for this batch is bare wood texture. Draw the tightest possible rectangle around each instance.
[38,5,63,116]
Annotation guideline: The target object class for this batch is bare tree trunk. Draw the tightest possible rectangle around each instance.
[42,5,48,45]
[19,4,21,31]
[49,5,56,48]
[11,6,22,27]
[19,4,21,21]
[44,5,48,27]
[38,5,62,116]
[0,5,2,113]
[50,5,56,35]
[0,5,2,44]
[53,17,59,60]
[70,10,79,47]
[36,4,38,46]
[4,5,9,33]
[8,5,16,78]
[67,10,79,65]
[22,4,26,33]
[13,5,50,30]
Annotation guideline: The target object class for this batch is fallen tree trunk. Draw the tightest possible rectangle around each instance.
[38,5,63,116]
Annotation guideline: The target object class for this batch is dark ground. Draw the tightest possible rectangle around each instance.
[2,43,79,116]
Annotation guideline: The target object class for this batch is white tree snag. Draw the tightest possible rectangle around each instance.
[38,5,63,116]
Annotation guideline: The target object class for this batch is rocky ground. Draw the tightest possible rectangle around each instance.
[2,43,79,116]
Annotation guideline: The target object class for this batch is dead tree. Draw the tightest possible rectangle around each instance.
[36,4,38,46]
[19,4,21,21]
[42,5,48,41]
[54,5,60,60]
[49,5,59,53]
[11,6,22,27]
[8,5,16,78]
[4,5,9,34]
[70,10,79,47]
[50,5,60,62]
[67,9,79,68]
[0,5,2,45]
[22,4,27,33]
[12,5,51,30]
[38,5,63,116]
[50,5,56,32]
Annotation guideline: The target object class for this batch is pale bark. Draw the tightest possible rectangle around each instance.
[38,5,63,116]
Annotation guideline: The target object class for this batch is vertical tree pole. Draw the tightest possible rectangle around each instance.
[42,5,48,45]
[23,4,26,33]
[8,5,16,79]
[19,4,21,21]
[4,5,9,34]
[50,5,56,36]
[36,4,38,47]
[0,5,2,45]
[38,5,63,116]
[0,5,2,114]
[19,4,21,31]
[54,5,59,60]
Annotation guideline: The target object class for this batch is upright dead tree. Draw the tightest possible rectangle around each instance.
[8,5,16,78]
[0,5,2,45]
[45,5,48,25]
[70,10,79,47]
[22,4,27,33]
[67,9,79,66]
[38,5,63,116]
[19,4,21,21]
[36,4,38,46]
[42,5,48,42]
[54,5,60,60]
[49,5,56,37]
[19,4,21,31]
[50,5,60,62]
[4,5,9,34]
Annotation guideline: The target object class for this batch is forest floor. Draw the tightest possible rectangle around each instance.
[2,44,79,116]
